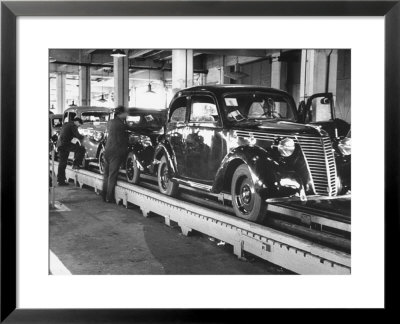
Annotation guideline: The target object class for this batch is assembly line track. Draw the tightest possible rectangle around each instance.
[50,162,351,275]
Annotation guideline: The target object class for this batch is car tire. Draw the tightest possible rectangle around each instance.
[126,152,141,184]
[98,147,105,174]
[231,164,267,223]
[158,156,178,196]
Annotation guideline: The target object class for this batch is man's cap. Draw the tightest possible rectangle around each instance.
[73,117,83,124]
[114,105,127,115]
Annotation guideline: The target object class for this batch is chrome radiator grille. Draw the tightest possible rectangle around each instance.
[297,136,337,196]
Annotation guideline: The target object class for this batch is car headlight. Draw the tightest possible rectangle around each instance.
[140,135,152,147]
[338,137,351,156]
[277,138,295,157]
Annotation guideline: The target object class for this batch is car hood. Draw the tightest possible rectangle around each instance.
[232,120,326,137]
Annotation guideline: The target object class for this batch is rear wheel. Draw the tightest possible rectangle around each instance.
[126,152,141,184]
[231,164,267,222]
[98,147,105,174]
[158,156,178,196]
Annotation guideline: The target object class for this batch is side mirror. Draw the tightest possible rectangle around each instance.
[320,97,330,104]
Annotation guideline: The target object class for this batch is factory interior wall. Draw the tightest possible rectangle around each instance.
[240,60,272,87]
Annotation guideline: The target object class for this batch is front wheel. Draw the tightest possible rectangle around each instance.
[126,152,141,184]
[231,164,267,223]
[98,147,105,174]
[157,156,178,196]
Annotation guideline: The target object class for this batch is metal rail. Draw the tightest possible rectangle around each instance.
[51,162,351,275]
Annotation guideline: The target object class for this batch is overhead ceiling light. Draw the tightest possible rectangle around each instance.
[146,83,155,93]
[98,94,107,103]
[146,70,156,93]
[49,57,56,63]
[69,100,77,107]
[111,49,126,58]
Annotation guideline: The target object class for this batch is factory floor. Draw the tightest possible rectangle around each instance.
[49,183,289,275]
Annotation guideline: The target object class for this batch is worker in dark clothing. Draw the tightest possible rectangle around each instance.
[102,106,129,202]
[57,117,86,186]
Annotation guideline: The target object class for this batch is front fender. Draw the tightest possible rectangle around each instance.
[212,146,304,199]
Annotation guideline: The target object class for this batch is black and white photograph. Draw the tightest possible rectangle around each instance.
[48,48,351,275]
[3,1,394,316]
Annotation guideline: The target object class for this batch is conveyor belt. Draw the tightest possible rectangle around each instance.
[267,199,351,233]
[50,161,351,275]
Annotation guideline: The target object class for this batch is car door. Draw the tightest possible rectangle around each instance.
[166,95,189,176]
[184,94,225,183]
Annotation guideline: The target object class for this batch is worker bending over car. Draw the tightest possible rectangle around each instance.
[56,117,86,186]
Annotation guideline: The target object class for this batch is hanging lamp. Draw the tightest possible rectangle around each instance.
[146,70,155,93]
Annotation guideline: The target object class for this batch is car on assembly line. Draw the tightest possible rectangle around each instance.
[297,92,350,140]
[153,85,351,222]
[124,108,167,184]
[62,106,111,172]
[49,113,63,145]
[49,113,63,158]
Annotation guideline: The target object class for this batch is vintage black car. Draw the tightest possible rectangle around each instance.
[63,106,111,172]
[49,113,63,156]
[124,108,167,183]
[153,85,351,222]
[298,92,350,140]
[49,113,63,144]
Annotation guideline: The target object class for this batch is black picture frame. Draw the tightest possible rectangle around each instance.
[1,0,399,321]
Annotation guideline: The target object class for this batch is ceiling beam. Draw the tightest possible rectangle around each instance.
[129,49,154,59]
[194,49,268,57]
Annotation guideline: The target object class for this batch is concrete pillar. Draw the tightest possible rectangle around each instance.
[271,56,287,91]
[172,49,193,93]
[299,49,338,121]
[56,72,66,114]
[114,52,129,107]
[79,66,91,106]
[300,49,338,100]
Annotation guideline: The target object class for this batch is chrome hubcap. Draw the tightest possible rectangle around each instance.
[241,185,252,204]
[235,176,255,215]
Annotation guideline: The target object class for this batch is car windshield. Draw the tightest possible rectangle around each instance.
[81,112,110,123]
[51,118,62,127]
[126,112,166,130]
[223,92,296,122]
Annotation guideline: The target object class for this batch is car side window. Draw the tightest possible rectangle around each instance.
[190,96,219,123]
[69,112,76,121]
[169,97,187,123]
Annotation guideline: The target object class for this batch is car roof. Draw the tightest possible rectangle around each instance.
[50,114,62,118]
[126,107,167,114]
[178,85,291,96]
[63,106,111,113]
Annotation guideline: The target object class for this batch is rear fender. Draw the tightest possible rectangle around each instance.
[154,141,177,174]
[212,146,304,199]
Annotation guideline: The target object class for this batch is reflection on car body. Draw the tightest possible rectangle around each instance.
[153,85,351,223]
